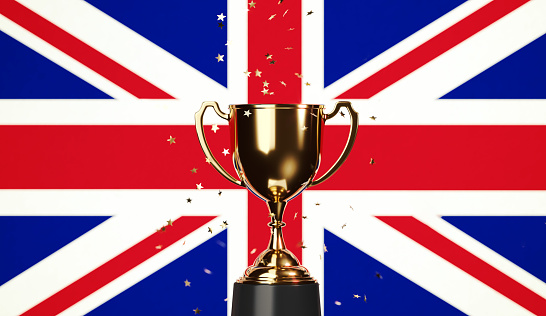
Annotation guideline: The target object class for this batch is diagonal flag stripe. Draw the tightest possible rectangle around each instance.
[338,0,530,99]
[377,216,546,316]
[0,0,174,99]
[20,215,217,316]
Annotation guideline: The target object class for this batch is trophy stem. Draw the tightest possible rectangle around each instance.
[267,201,286,251]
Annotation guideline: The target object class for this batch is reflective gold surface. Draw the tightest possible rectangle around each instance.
[195,102,359,285]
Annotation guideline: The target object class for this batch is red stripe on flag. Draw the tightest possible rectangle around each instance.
[21,215,216,316]
[0,0,174,99]
[247,0,303,264]
[377,216,546,315]
[337,0,530,99]
[1,125,545,190]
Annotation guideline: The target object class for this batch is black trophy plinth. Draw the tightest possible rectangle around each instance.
[231,283,321,316]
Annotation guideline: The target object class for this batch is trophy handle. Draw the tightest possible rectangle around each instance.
[308,101,359,188]
[195,101,245,187]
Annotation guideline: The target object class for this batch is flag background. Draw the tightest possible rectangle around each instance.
[1,0,546,315]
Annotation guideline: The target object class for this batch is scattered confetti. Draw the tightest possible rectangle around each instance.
[244,110,252,117]
[218,22,224,29]
[269,60,276,64]
[335,301,341,306]
[261,88,269,95]
[185,279,191,287]
[221,220,228,228]
[208,227,213,234]
[307,10,314,16]
[340,111,345,117]
[215,53,224,62]
[263,80,269,87]
[205,157,211,164]
[280,81,287,86]
[370,116,377,120]
[283,9,289,17]
[217,13,226,21]
[294,212,298,219]
[370,158,375,165]
[244,70,251,77]
[305,82,310,86]
[211,124,220,133]
[155,245,162,250]
[224,298,229,302]
[250,248,257,254]
[218,190,222,196]
[364,295,367,302]
[295,72,303,78]
[353,294,361,298]
[167,135,176,144]
[222,148,230,156]
[191,167,198,174]
[187,198,192,203]
[349,206,354,211]
[204,268,212,274]
[196,183,204,190]
[285,47,293,50]
[193,307,202,315]
[248,1,256,8]
[167,219,173,226]
[297,241,307,249]
[375,272,383,279]
[269,14,276,20]
[324,244,328,252]
[315,202,320,206]
[302,216,307,219]
[342,223,347,229]
[255,69,262,77]
[288,27,295,31]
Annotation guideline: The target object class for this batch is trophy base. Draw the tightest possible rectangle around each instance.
[231,283,321,316]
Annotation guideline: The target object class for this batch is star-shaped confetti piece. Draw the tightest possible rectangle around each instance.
[364,294,367,302]
[342,223,347,229]
[305,82,310,86]
[324,244,328,252]
[255,69,262,77]
[370,116,377,120]
[221,220,228,228]
[249,1,256,8]
[218,190,222,196]
[244,110,252,117]
[263,80,269,87]
[244,70,251,77]
[335,301,341,306]
[261,88,269,95]
[295,72,303,78]
[167,219,173,226]
[193,307,201,315]
[217,13,226,21]
[215,53,224,62]
[280,81,286,86]
[196,183,204,190]
[191,167,198,174]
[315,202,320,206]
[205,157,211,164]
[204,268,212,274]
[187,198,192,203]
[302,216,307,219]
[211,124,220,133]
[353,294,361,298]
[285,47,293,50]
[222,148,230,156]
[167,135,176,144]
[208,227,213,234]
[155,245,162,249]
[269,60,276,64]
[370,158,375,165]
[265,53,273,59]
[218,22,224,29]
[185,279,191,287]
[307,10,314,15]
[269,14,276,20]
[294,212,298,219]
[375,272,383,279]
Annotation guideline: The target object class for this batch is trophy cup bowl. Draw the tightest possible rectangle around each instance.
[195,102,358,316]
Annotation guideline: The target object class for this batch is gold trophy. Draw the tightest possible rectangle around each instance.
[195,102,358,316]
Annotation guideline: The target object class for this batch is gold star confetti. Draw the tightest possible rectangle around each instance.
[354,294,361,298]
[288,27,295,31]
[302,216,307,219]
[324,244,328,252]
[335,301,341,306]
[269,91,275,95]
[208,227,213,234]
[185,279,191,287]
[224,298,229,302]
[155,245,162,249]
[265,53,273,59]
[305,82,310,86]
[285,47,293,50]
[215,53,224,62]
[342,223,347,229]
[364,294,367,302]
[248,1,256,8]
[261,88,269,95]
[307,10,314,15]
[205,157,211,164]
[244,110,252,117]
[269,60,276,64]
[218,190,222,196]
[375,272,383,279]
[269,14,276,20]
[294,212,298,219]
[156,228,162,233]
[263,80,269,87]
[187,198,192,203]
[217,13,226,21]
[255,69,262,77]
[370,158,375,165]
[297,241,306,249]
[340,111,345,117]
[167,135,176,144]
[211,124,220,133]
[193,307,201,315]
[191,167,198,174]
[244,70,251,77]
[370,116,377,120]
[315,202,320,206]
[283,9,288,17]
[218,22,224,29]
[196,183,204,190]
[250,248,257,254]
[295,72,303,78]
[204,268,212,274]
[221,220,228,228]
[167,219,173,226]
[161,226,166,231]
[222,148,230,156]
[280,81,287,86]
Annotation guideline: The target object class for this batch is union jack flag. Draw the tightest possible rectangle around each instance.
[0,0,545,315]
